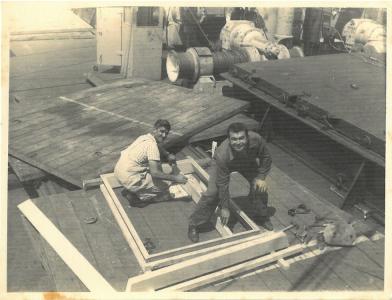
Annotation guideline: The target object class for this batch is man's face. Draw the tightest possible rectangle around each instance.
[229,131,248,153]
[153,126,170,143]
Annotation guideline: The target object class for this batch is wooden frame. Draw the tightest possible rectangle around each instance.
[126,231,290,291]
[101,157,264,271]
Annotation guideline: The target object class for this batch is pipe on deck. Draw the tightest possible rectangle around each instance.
[166,47,260,82]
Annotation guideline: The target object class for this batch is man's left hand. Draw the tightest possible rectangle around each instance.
[253,179,268,193]
[168,154,176,165]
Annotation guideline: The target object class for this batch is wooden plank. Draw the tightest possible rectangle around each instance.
[7,174,56,291]
[147,233,269,271]
[162,243,304,291]
[8,156,46,183]
[88,191,143,279]
[126,231,289,291]
[9,148,81,187]
[17,199,116,292]
[100,174,150,258]
[99,184,148,271]
[68,191,132,291]
[48,193,100,269]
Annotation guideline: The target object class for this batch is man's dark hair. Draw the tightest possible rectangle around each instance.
[154,119,171,131]
[227,122,248,137]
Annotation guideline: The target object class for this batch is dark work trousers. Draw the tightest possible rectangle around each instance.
[189,175,269,228]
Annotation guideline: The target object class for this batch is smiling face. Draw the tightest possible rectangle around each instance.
[228,130,248,153]
[152,126,170,143]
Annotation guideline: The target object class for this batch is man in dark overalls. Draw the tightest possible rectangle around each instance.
[188,122,273,243]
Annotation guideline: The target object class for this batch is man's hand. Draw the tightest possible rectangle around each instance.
[220,208,230,226]
[253,178,268,193]
[168,153,176,165]
[174,174,188,184]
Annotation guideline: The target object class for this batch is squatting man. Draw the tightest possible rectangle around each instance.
[114,119,187,206]
[188,122,273,243]
[114,120,273,243]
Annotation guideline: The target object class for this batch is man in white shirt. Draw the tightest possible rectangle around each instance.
[114,119,187,206]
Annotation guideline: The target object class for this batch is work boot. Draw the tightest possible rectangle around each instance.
[121,189,149,208]
[188,225,199,243]
[261,218,274,231]
[254,216,274,231]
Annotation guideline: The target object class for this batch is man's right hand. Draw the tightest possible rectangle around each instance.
[174,174,188,184]
[220,208,230,226]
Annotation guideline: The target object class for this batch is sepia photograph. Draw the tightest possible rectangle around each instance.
[1,1,390,298]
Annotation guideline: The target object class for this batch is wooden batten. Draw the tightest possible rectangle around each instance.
[100,184,148,271]
[100,174,150,259]
[162,243,304,291]
[126,231,289,291]
[18,199,116,292]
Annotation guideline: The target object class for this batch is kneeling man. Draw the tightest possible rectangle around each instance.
[115,119,187,206]
[188,122,273,242]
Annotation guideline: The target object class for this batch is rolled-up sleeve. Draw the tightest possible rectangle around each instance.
[255,138,272,180]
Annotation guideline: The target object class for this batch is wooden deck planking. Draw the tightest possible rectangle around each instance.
[313,245,384,290]
[18,189,142,291]
[67,192,133,291]
[10,76,88,92]
[114,187,220,253]
[8,156,46,183]
[87,191,143,279]
[355,238,384,268]
[9,81,248,187]
[27,115,130,162]
[274,253,352,291]
[10,45,95,78]
[27,195,87,291]
[7,174,55,291]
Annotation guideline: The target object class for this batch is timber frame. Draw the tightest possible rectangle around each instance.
[100,156,265,271]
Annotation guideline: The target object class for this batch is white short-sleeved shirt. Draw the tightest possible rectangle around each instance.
[114,133,161,191]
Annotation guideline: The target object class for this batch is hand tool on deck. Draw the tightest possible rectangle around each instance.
[288,204,311,216]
